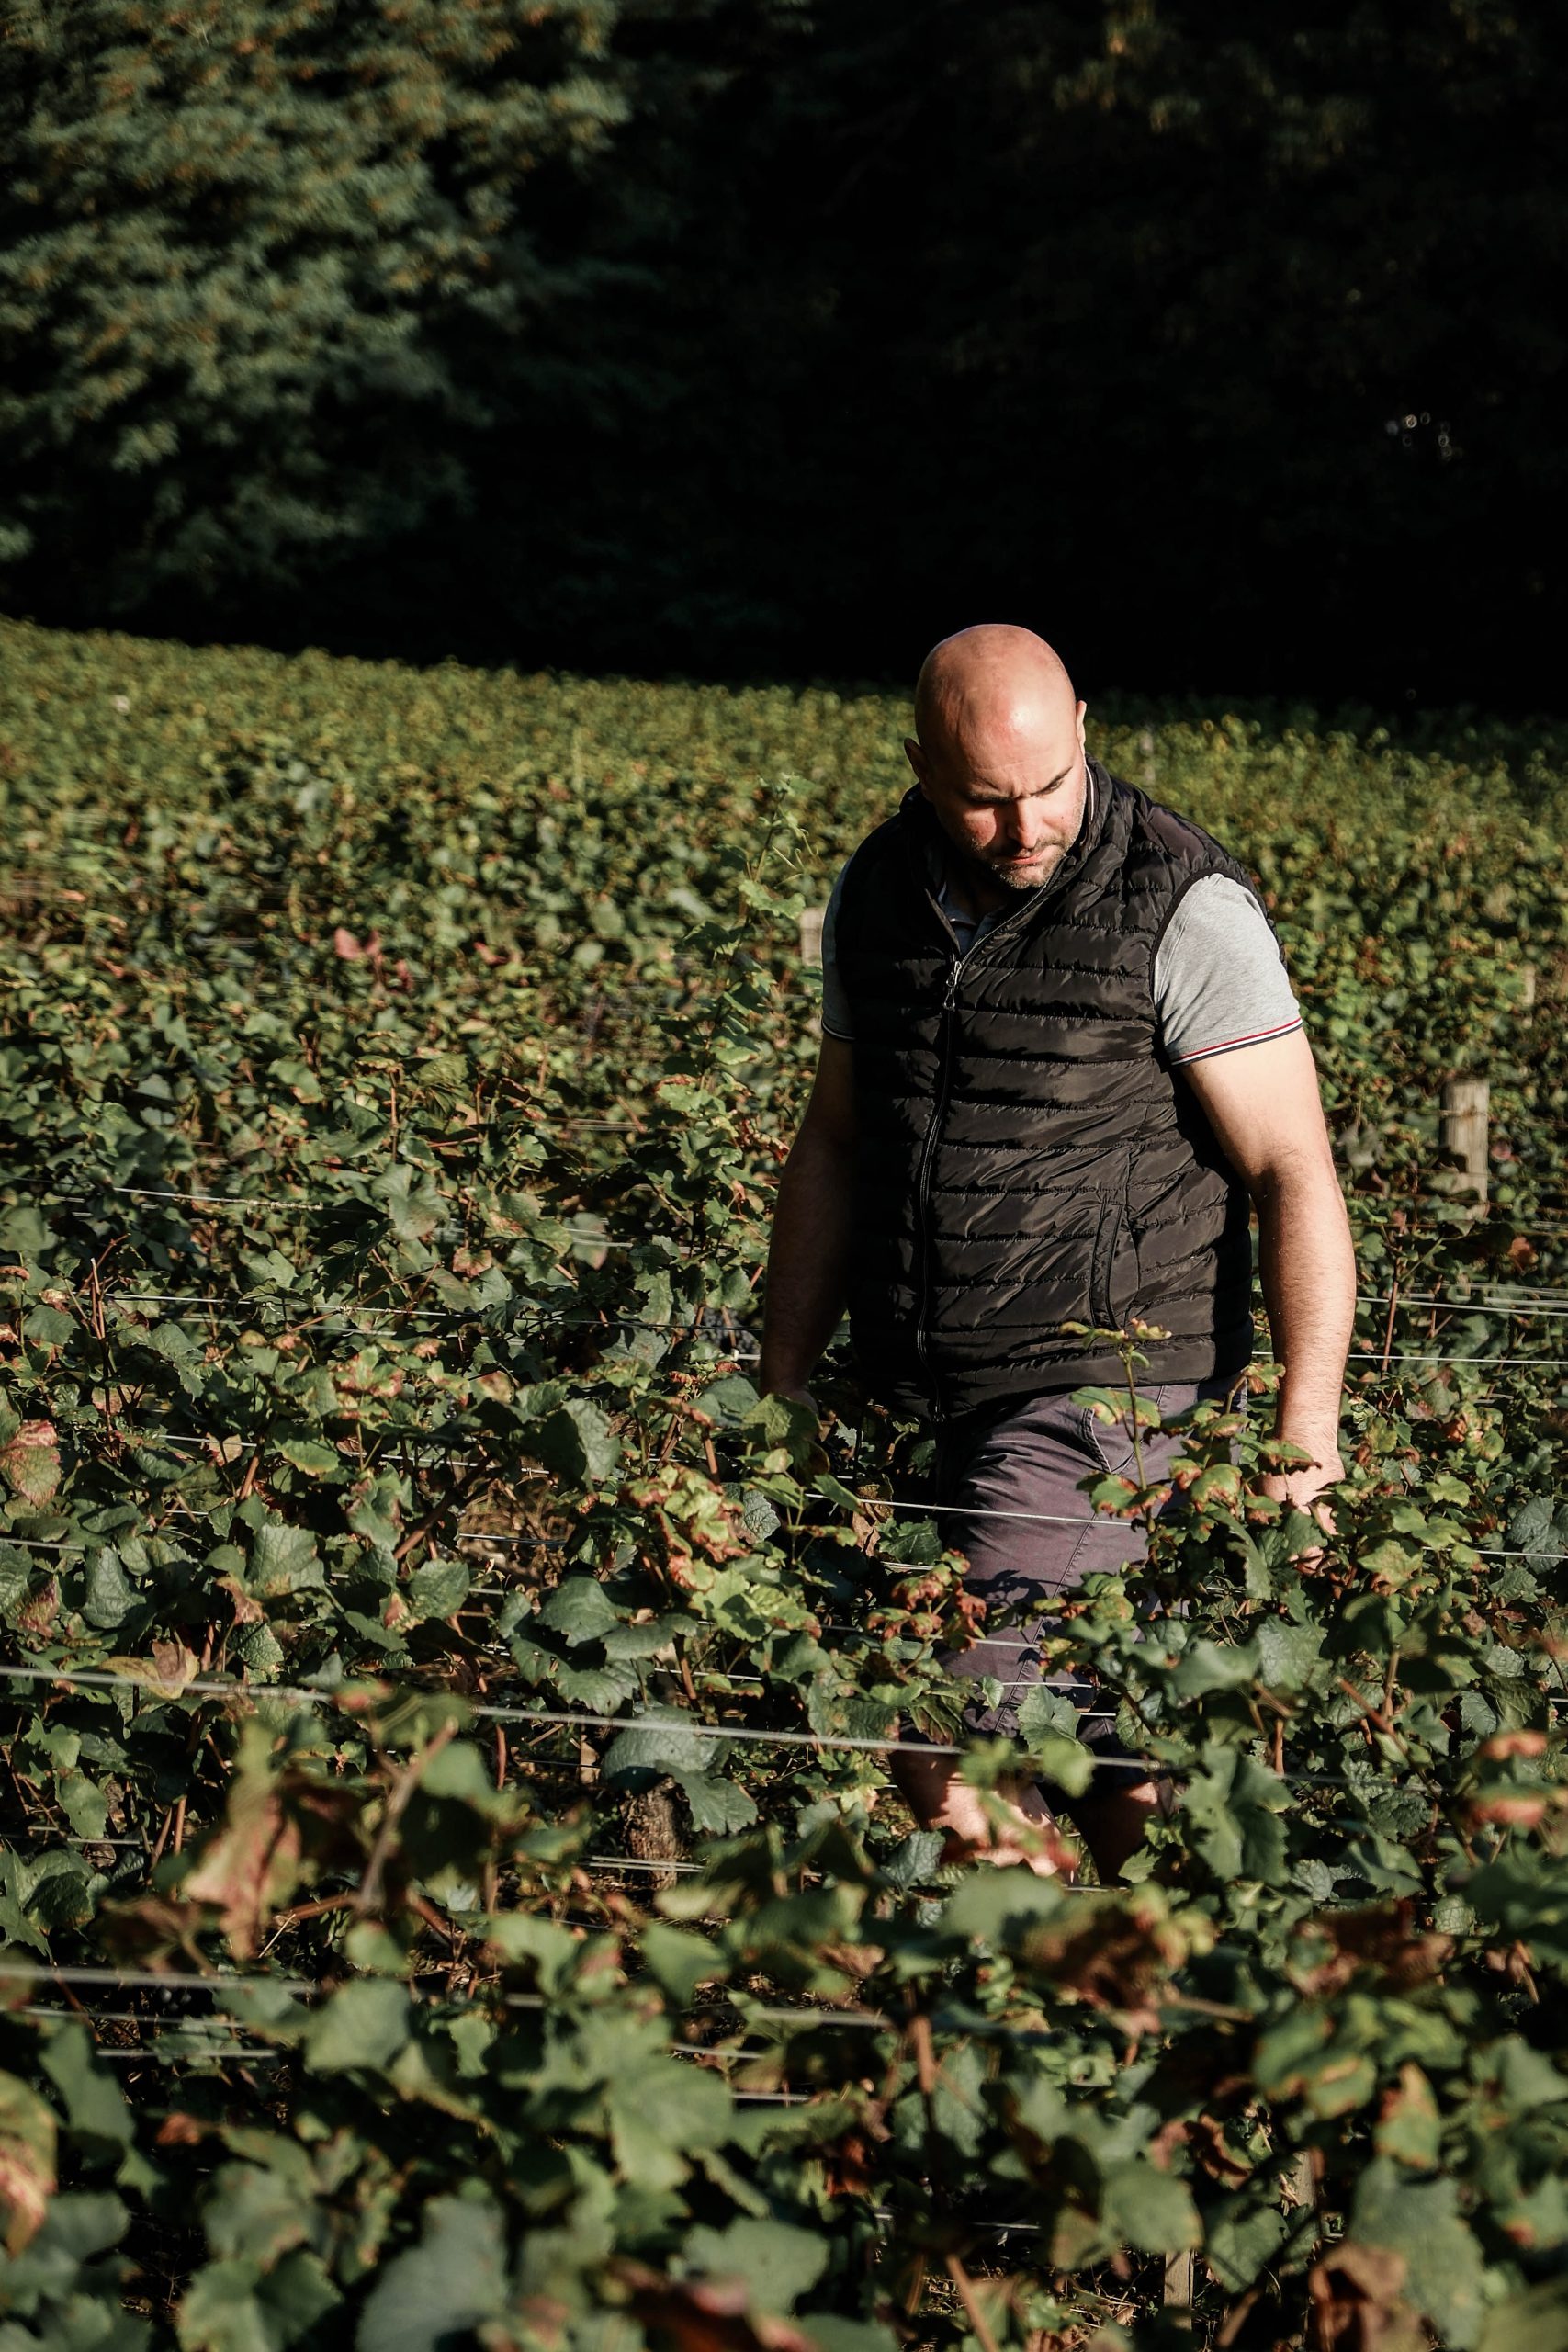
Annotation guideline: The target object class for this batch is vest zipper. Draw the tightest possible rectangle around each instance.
[908,832,1094,1423]
[913,954,962,1420]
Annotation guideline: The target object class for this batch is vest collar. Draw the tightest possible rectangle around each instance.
[897,753,1118,933]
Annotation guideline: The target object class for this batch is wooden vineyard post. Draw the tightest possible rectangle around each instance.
[623,1780,684,1889]
[1162,2247,1195,2317]
[799,904,826,966]
[1440,1075,1490,1204]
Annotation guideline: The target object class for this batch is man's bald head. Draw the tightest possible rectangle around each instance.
[912,624,1078,768]
[905,625,1089,903]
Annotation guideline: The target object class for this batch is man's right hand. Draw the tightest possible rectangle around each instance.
[757,1034,856,1407]
[771,1384,819,1419]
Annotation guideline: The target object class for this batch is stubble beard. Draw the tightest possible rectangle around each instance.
[991,846,1066,898]
[967,838,1068,898]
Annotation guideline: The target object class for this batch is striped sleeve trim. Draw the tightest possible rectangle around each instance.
[1169,1015,1303,1067]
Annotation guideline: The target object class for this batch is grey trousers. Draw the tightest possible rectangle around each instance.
[931,1369,1250,1787]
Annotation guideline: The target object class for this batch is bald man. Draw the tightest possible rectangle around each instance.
[760,626,1355,1882]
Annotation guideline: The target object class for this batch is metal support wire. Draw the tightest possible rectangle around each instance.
[52,1432,555,1472]
[17,1257,1568,1366]
[0,1660,987,1763]
[6,1967,1084,2051]
[1359,1291,1568,1320]
[0,1658,1464,1793]
[830,1493,1564,1554]
[11,2002,874,2068]
[17,2005,265,2032]
[96,2046,280,2064]
[26,1272,1568,1330]
[1,1520,1558,1576]
[1348,1351,1568,1368]
[31,1293,761,1365]
[16,1253,1568,1312]
[97,1186,333,1209]
[0,1962,315,1995]
[91,1295,757,1355]
[33,1194,1568,1307]
[36,1178,1568,1257]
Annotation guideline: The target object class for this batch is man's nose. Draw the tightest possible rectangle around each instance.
[1007,800,1045,852]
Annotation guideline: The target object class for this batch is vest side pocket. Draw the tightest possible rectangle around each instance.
[1089,1200,1121,1331]
[1089,1199,1141,1335]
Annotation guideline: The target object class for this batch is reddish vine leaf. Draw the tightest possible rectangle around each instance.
[0,2074,56,2255]
[183,1723,304,1959]
[0,1419,60,1506]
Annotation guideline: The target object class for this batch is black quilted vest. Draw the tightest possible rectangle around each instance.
[833,759,1265,1419]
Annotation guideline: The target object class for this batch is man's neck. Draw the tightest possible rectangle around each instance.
[946,860,1009,920]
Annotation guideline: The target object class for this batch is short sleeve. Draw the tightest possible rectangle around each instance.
[1154,875,1303,1065]
[818,860,855,1041]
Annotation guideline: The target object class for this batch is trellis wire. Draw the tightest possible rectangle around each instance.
[0,1965,847,2023]
[24,1285,761,1361]
[33,1194,1568,1326]
[0,1662,1131,1778]
[15,1286,1567,1376]
[36,1176,1568,1257]
[96,2046,280,2064]
[16,1979,901,2039]
[2,1828,150,1849]
[35,1295,1568,1368]
[0,1962,315,1995]
[0,1660,992,1763]
[1360,1292,1568,1321]
[13,2024,1019,2081]
[86,1185,334,1209]
[2,1517,1559,1569]
[6,1966,1081,2049]
[28,1265,1568,1340]
[816,1492,1566,1554]
[53,1432,552,1471]
[102,1294,481,1328]
[17,2005,270,2034]
[20,1261,1568,1373]
[1348,1351,1568,1368]
[0,1658,1483,1793]
[24,1272,1568,1326]
[94,1291,751,1341]
[9,1807,1100,1861]
[13,2007,862,2073]
[56,1184,688,1223]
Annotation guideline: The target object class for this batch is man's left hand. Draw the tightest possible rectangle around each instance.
[1260,1451,1342,1539]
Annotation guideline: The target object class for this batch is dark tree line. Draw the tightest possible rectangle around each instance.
[2,1,1562,701]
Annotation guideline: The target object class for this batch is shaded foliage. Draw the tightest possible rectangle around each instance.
[2,5,1563,698]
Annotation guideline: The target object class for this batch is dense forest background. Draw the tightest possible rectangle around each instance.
[2,0,1562,703]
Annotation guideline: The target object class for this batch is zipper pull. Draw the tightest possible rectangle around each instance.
[942,960,959,1011]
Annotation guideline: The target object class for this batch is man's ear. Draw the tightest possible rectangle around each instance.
[1075,699,1088,751]
[903,735,931,794]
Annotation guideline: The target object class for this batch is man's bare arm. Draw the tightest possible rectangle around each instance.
[759,1035,856,1398]
[1180,1028,1356,1505]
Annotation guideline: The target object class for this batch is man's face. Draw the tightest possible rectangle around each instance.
[906,698,1089,898]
